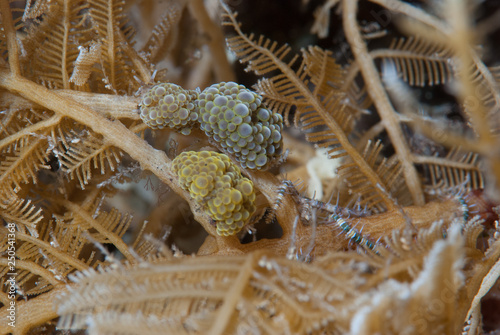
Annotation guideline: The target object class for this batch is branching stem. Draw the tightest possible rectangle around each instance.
[188,0,235,82]
[0,115,62,150]
[0,0,20,76]
[61,199,136,262]
[0,258,61,286]
[0,70,302,252]
[343,0,425,205]
[0,284,68,335]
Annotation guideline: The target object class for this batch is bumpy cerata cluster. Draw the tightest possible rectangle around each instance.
[139,83,199,135]
[172,151,256,236]
[197,82,283,170]
[139,81,284,170]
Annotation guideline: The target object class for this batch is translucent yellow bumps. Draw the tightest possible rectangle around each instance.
[197,82,284,170]
[172,151,256,236]
[139,83,199,135]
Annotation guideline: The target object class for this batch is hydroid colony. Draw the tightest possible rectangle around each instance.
[1,0,500,334]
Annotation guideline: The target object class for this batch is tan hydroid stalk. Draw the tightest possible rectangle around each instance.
[1,1,499,334]
[343,0,424,205]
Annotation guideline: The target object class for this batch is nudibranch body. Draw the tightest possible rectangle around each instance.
[172,151,256,236]
[139,83,199,135]
[140,81,284,170]
[196,82,284,170]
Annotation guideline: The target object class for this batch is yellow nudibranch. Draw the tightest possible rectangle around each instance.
[172,151,256,236]
[140,81,284,170]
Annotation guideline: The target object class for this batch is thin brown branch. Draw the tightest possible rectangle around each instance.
[343,48,450,91]
[186,45,215,90]
[343,0,425,205]
[62,0,70,88]
[373,0,500,192]
[188,0,235,82]
[60,200,136,263]
[444,1,500,192]
[411,154,477,171]
[0,136,45,188]
[250,170,300,237]
[115,26,152,83]
[3,90,141,119]
[355,120,385,151]
[0,115,62,150]
[368,0,448,33]
[208,251,260,335]
[0,284,69,335]
[462,239,500,330]
[0,258,61,286]
[0,0,20,76]
[1,227,88,271]
[368,0,500,141]
[446,2,491,144]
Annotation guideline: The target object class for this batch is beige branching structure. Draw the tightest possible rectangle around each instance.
[0,0,500,334]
